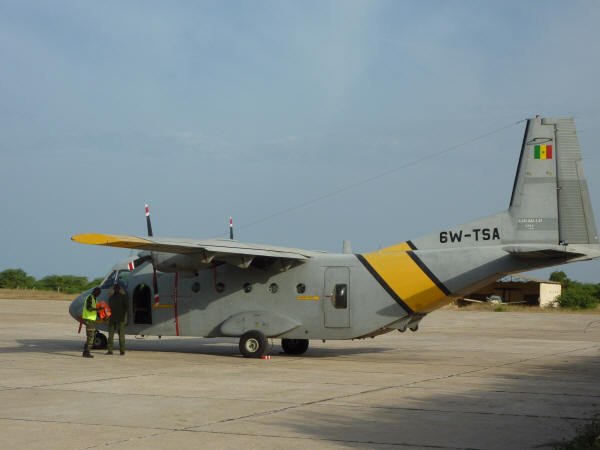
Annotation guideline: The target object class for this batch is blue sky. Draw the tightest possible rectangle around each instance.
[1,1,599,282]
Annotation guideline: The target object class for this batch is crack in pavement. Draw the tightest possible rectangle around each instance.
[182,344,599,430]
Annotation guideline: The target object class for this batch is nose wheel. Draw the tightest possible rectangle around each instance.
[239,331,268,358]
[92,331,107,349]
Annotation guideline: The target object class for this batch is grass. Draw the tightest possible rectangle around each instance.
[0,288,77,301]
[553,416,600,449]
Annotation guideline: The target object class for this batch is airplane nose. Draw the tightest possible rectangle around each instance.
[69,292,87,320]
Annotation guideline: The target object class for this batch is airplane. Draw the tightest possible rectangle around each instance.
[69,117,600,357]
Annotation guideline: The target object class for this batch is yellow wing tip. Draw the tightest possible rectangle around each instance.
[71,233,151,248]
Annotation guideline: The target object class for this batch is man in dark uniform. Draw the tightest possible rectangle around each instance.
[82,287,101,358]
[107,284,129,355]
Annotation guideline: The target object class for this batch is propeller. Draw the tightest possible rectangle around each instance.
[229,216,234,240]
[145,204,160,305]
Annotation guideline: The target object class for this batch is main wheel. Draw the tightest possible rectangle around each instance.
[93,331,108,349]
[281,338,309,355]
[239,331,268,358]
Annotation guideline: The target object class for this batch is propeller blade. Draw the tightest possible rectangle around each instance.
[229,216,234,240]
[145,204,153,237]
[145,204,159,304]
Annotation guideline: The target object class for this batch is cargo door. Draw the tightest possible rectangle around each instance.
[323,267,350,328]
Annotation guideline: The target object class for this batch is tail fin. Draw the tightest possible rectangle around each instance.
[410,117,598,250]
[510,117,598,245]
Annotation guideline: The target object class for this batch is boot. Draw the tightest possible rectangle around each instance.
[82,351,94,358]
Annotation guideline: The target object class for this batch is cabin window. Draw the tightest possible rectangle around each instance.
[334,284,347,309]
[296,283,306,294]
[191,282,201,293]
[243,282,252,293]
[216,282,225,293]
[268,283,278,294]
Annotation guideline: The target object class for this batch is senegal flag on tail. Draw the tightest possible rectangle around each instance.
[534,144,552,160]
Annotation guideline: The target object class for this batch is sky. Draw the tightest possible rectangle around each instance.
[1,1,600,283]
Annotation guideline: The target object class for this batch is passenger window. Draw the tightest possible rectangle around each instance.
[334,284,347,309]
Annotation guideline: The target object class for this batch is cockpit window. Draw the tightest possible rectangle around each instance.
[100,271,117,289]
[117,270,130,288]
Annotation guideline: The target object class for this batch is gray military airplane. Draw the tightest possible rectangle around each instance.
[69,117,599,357]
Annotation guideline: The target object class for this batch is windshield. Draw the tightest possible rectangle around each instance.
[116,270,131,288]
[100,271,117,289]
[100,270,131,289]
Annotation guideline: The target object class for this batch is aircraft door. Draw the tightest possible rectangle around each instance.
[323,267,350,328]
[132,284,152,324]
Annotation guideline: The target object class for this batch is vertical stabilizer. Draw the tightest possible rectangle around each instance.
[508,117,559,243]
[409,117,598,250]
[509,117,598,245]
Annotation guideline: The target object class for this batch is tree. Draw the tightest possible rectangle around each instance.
[35,275,91,294]
[85,277,104,290]
[557,281,600,309]
[549,271,569,286]
[0,269,36,289]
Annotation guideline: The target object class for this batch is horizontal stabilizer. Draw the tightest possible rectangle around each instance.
[503,244,584,260]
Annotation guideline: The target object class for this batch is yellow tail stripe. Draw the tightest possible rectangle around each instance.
[377,242,414,253]
[361,243,449,313]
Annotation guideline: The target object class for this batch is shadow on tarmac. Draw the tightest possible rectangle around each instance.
[0,336,391,359]
[270,350,600,449]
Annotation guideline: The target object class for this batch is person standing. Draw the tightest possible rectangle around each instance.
[82,287,101,358]
[107,284,129,355]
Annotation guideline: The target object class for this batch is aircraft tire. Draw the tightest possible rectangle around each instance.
[281,338,309,355]
[239,331,268,358]
[93,331,108,349]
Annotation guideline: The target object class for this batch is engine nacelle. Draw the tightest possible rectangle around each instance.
[154,252,213,273]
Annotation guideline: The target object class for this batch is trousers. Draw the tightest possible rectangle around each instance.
[108,321,126,352]
[83,319,95,352]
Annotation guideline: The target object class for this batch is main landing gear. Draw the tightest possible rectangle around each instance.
[238,332,310,358]
[281,338,309,355]
[239,331,269,358]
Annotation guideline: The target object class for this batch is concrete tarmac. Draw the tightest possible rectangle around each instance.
[0,299,599,449]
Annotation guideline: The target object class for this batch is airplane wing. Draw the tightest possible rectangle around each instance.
[71,233,321,270]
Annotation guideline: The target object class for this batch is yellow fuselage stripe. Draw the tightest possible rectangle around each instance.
[361,242,449,313]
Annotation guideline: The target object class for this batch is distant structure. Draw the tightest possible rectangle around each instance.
[463,274,561,307]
